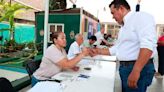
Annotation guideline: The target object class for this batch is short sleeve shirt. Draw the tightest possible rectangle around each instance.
[33,44,67,80]
[67,41,81,59]
[95,31,104,45]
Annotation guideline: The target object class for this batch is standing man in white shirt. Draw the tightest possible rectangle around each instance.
[95,25,109,46]
[67,34,84,59]
[90,0,157,92]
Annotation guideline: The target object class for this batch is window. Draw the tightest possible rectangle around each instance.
[48,23,64,43]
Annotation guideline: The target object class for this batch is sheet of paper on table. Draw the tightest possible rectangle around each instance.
[28,81,62,92]
[51,72,76,82]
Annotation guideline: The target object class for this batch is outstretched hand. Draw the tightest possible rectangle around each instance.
[71,66,79,71]
[88,48,99,57]
[81,47,90,56]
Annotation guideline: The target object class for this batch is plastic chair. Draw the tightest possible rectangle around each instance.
[0,77,15,92]
[25,59,41,80]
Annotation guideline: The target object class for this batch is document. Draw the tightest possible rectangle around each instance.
[28,81,62,92]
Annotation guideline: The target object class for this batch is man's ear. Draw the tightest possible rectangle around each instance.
[53,38,57,43]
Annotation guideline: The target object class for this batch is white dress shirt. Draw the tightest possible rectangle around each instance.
[109,11,157,61]
[95,31,104,45]
[67,41,81,59]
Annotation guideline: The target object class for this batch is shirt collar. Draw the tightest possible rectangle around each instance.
[123,11,134,25]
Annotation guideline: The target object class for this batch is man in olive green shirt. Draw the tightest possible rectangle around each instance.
[83,35,97,48]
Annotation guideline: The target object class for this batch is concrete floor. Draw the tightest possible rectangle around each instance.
[0,69,28,82]
[19,85,31,92]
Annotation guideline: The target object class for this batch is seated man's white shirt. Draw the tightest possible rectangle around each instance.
[33,44,67,80]
[95,31,104,45]
[67,41,81,59]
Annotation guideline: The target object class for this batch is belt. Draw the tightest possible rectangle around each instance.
[120,58,153,66]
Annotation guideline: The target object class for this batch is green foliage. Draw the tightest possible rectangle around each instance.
[5,39,16,46]
[49,0,67,10]
[0,0,31,40]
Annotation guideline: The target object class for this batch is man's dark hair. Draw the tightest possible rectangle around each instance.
[89,35,97,41]
[109,0,130,10]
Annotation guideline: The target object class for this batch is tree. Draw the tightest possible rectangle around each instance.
[0,0,30,40]
[49,0,67,10]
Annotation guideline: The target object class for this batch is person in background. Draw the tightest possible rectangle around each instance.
[107,34,114,46]
[90,0,157,92]
[100,34,113,47]
[32,31,89,86]
[155,30,164,78]
[97,20,101,32]
[136,0,141,12]
[83,35,97,48]
[95,25,109,47]
[67,34,84,59]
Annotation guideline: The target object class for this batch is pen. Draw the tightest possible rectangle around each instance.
[41,79,62,83]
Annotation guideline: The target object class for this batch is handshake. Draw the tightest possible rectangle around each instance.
[81,47,99,57]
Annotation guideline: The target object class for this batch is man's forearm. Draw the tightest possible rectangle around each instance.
[132,48,153,72]
[102,39,109,45]
[98,48,111,55]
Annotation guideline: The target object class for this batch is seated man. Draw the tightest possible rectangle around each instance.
[95,25,109,46]
[83,35,97,48]
[67,34,84,59]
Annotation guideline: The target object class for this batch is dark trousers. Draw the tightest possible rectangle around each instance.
[31,76,40,87]
[119,59,155,92]
[157,46,164,75]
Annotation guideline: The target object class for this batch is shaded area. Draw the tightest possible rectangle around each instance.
[0,54,42,91]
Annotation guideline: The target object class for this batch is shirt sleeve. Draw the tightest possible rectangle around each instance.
[109,44,117,55]
[72,44,81,55]
[136,13,157,51]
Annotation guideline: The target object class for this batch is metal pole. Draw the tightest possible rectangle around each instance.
[79,7,83,34]
[96,9,99,19]
[43,0,49,54]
